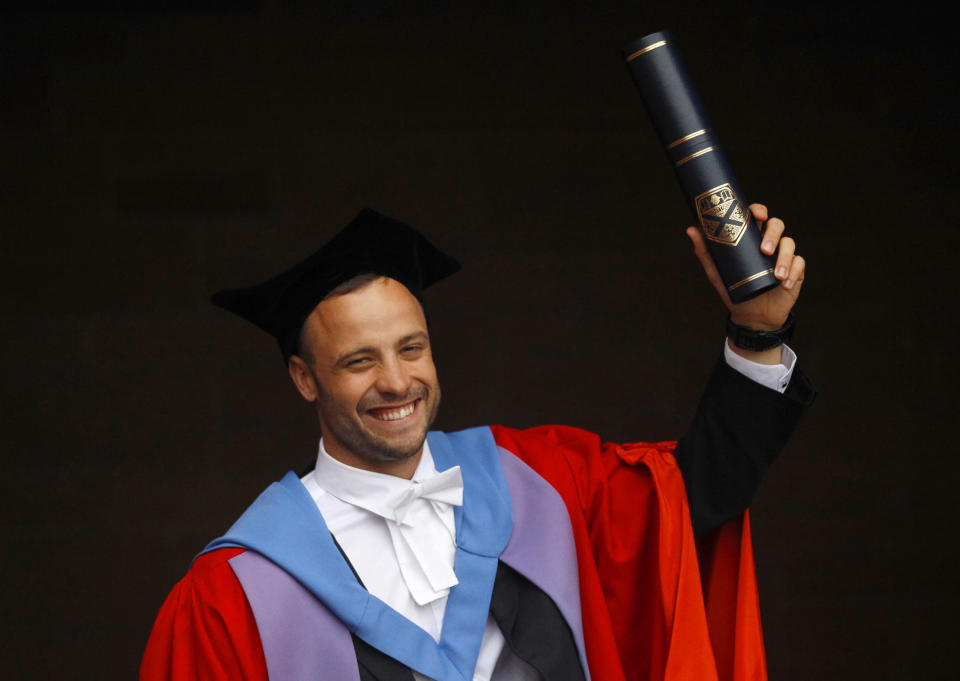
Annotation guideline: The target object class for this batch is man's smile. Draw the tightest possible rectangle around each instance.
[366,398,421,422]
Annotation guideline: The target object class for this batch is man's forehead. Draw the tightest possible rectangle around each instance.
[306,277,428,349]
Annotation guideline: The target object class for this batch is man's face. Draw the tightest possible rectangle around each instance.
[290,277,441,475]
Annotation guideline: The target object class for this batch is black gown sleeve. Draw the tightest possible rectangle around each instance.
[675,357,816,537]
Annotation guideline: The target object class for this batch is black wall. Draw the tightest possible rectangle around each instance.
[2,2,957,679]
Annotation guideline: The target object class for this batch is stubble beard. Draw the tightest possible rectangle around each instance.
[318,382,441,466]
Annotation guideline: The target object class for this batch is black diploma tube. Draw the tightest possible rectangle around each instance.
[622,30,778,303]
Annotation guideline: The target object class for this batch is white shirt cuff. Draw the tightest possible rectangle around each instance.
[723,339,797,394]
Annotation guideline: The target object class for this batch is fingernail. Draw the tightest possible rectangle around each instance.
[762,241,774,253]
[777,266,787,278]
[784,279,794,289]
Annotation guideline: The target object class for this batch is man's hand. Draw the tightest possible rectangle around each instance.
[686,203,805,363]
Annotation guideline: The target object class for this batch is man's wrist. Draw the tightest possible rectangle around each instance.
[726,312,794,353]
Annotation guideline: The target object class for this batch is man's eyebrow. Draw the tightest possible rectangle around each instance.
[333,332,428,366]
[334,346,377,366]
[397,331,429,346]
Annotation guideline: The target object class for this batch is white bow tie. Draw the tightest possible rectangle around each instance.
[314,454,464,606]
[391,466,464,524]
[377,466,463,605]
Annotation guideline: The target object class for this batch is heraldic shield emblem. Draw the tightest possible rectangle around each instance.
[695,183,750,246]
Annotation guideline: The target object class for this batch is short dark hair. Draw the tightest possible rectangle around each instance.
[323,272,384,301]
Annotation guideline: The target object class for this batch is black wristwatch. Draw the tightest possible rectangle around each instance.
[726,312,794,352]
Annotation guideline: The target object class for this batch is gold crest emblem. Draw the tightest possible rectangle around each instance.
[695,184,749,246]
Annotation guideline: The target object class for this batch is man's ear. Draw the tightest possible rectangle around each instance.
[288,355,319,402]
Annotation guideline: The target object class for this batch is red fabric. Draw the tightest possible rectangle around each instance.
[697,514,767,681]
[490,424,767,681]
[141,425,766,681]
[140,547,268,681]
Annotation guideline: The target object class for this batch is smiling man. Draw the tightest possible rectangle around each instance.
[141,208,815,681]
[288,276,440,478]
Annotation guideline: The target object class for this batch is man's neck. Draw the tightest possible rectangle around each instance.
[320,439,424,480]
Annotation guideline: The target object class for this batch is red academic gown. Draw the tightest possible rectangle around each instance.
[142,424,768,681]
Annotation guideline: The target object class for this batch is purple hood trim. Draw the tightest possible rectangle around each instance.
[229,550,361,681]
[497,447,590,681]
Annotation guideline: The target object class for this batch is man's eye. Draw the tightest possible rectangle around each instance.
[402,345,424,355]
[346,357,371,367]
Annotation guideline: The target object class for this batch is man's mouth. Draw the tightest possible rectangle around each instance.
[367,399,419,422]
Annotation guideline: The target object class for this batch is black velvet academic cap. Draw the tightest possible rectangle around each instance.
[211,208,461,360]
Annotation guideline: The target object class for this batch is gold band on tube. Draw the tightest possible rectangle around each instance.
[667,129,707,149]
[626,40,668,61]
[727,268,775,292]
[674,146,715,167]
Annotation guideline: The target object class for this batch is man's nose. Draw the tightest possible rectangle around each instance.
[375,357,413,396]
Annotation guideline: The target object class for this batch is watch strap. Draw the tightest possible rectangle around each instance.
[726,312,795,352]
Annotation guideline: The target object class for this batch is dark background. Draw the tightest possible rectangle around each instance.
[2,1,957,679]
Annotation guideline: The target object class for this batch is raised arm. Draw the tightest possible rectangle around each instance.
[677,204,815,536]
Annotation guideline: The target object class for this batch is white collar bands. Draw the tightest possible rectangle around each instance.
[309,439,463,605]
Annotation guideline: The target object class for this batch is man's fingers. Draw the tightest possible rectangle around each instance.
[690,202,804,321]
[686,226,713,269]
[784,254,805,291]
[774,236,795,281]
[686,225,705,252]
[760,217,785,255]
[749,203,768,222]
[686,226,732,306]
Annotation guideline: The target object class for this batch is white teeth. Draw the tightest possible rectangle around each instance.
[373,402,416,421]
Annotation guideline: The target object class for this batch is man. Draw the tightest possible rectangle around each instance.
[141,207,813,681]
